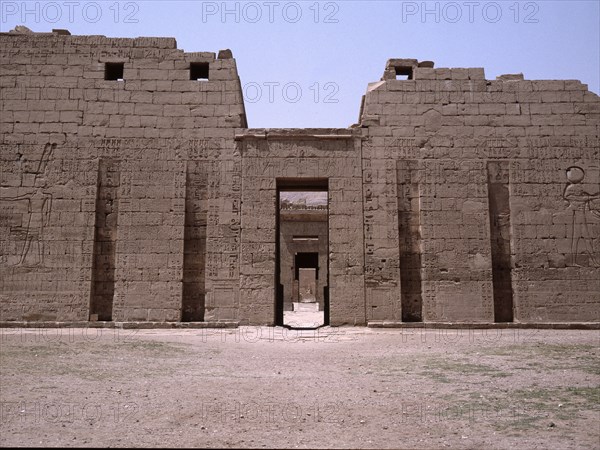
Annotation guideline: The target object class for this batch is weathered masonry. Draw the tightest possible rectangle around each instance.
[1,28,599,325]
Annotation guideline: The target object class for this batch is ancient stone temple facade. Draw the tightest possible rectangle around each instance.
[1,29,599,326]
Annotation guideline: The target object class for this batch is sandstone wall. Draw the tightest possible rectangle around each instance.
[361,61,600,323]
[1,31,598,324]
[0,30,245,322]
[0,138,97,320]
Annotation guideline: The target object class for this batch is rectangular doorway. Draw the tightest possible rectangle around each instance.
[276,179,329,328]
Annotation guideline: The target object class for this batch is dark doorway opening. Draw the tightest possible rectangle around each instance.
[295,252,319,280]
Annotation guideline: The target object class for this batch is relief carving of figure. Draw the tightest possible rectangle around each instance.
[563,166,600,267]
[2,143,55,267]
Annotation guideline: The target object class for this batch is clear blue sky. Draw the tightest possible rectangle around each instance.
[2,1,598,128]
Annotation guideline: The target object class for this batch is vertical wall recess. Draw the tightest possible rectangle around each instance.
[487,161,514,322]
[397,161,423,322]
[182,162,208,322]
[90,159,119,321]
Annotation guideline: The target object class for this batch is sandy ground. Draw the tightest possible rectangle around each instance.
[0,326,598,449]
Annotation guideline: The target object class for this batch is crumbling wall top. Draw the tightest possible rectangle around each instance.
[383,59,435,80]
[235,128,358,141]
[1,25,178,49]
[382,58,489,82]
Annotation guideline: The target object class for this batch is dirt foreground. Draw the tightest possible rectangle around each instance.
[0,326,598,449]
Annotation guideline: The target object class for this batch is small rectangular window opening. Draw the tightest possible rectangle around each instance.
[395,66,413,80]
[190,62,209,81]
[105,62,124,81]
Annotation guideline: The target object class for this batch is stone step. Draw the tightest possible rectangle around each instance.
[283,310,325,329]
[293,302,320,312]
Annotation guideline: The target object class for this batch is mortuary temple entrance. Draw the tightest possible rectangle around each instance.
[1,29,598,326]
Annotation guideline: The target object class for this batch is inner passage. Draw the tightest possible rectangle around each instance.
[280,191,327,328]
